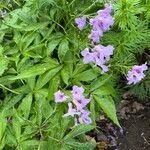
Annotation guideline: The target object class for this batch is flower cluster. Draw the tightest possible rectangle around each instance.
[89,4,114,43]
[81,45,114,74]
[54,86,91,126]
[75,4,115,74]
[127,63,148,85]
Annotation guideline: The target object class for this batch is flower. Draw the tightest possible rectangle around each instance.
[127,63,148,85]
[72,85,85,100]
[97,4,113,17]
[81,48,95,64]
[89,3,114,44]
[54,90,69,103]
[63,103,80,117]
[88,30,103,43]
[62,85,92,126]
[75,16,87,31]
[90,14,114,32]
[81,44,114,74]
[73,97,90,111]
[79,109,92,124]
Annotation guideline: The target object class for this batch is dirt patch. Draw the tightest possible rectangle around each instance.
[87,101,150,150]
[118,108,150,150]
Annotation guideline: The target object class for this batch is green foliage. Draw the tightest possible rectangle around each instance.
[0,0,149,149]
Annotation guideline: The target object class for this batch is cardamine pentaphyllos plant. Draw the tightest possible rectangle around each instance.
[0,0,149,149]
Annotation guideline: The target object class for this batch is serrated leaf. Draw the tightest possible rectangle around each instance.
[19,93,32,119]
[90,98,96,125]
[64,140,96,150]
[9,63,51,80]
[73,69,99,82]
[48,75,60,101]
[58,39,69,61]
[90,74,113,92]
[0,113,7,142]
[47,38,61,55]
[23,22,49,31]
[64,124,95,140]
[94,95,120,127]
[35,65,62,90]
[2,94,24,111]
[61,66,70,85]
[0,56,8,76]
[93,85,116,97]
[13,119,21,140]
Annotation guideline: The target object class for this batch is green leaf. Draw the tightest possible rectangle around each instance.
[0,113,7,142]
[9,63,51,80]
[93,85,116,97]
[2,94,24,111]
[27,77,36,91]
[64,140,96,150]
[94,95,121,127]
[90,74,113,92]
[35,65,62,90]
[19,93,32,119]
[12,118,21,140]
[0,56,8,76]
[61,66,70,85]
[73,69,99,82]
[19,140,39,149]
[23,22,49,31]
[64,124,95,140]
[47,38,61,55]
[90,98,96,125]
[48,75,60,101]
[58,39,69,61]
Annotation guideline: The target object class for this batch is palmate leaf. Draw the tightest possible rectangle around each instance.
[94,95,120,127]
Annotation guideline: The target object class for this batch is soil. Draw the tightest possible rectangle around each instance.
[87,101,150,150]
[118,108,150,150]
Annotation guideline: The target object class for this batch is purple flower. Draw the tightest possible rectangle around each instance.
[54,90,69,103]
[81,45,114,74]
[90,4,114,32]
[101,64,109,74]
[79,109,92,124]
[63,103,81,117]
[81,48,95,64]
[90,15,114,32]
[73,97,90,111]
[93,44,114,66]
[75,16,87,31]
[97,4,113,17]
[88,30,103,43]
[127,63,148,85]
[62,85,92,126]
[72,85,85,100]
